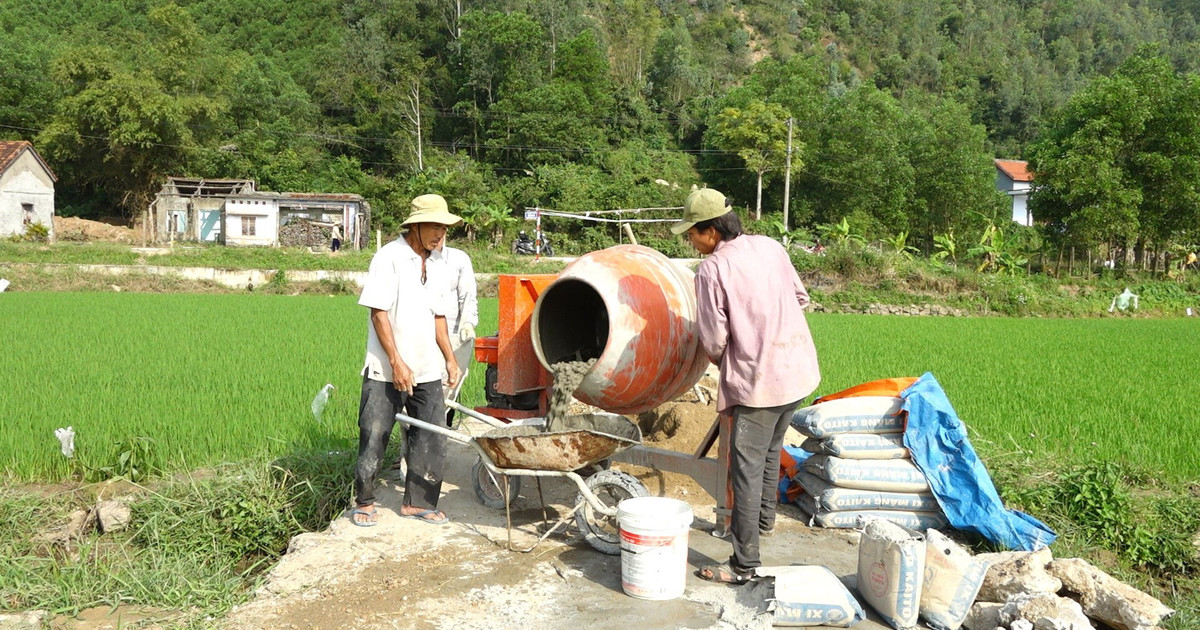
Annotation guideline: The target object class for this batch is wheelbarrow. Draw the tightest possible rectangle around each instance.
[395,407,648,555]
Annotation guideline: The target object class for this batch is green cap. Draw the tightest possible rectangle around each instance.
[671,188,730,234]
[402,194,462,227]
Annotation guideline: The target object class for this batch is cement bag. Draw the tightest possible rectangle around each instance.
[794,471,939,512]
[757,565,866,627]
[802,455,930,493]
[858,518,926,630]
[795,499,948,530]
[920,529,989,630]
[791,396,905,438]
[801,433,909,460]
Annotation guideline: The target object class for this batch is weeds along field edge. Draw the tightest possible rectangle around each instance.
[1,293,1196,482]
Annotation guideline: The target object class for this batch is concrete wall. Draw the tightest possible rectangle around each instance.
[224,199,279,246]
[0,151,55,239]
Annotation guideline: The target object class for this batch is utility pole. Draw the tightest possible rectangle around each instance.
[782,117,794,247]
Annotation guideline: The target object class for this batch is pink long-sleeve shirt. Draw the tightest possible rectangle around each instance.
[695,234,821,413]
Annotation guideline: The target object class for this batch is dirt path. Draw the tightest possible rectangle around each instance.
[218,417,892,630]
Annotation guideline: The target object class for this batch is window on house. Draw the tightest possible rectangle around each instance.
[241,216,256,236]
[22,203,33,225]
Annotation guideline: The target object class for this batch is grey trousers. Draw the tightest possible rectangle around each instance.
[728,399,802,574]
[355,377,446,509]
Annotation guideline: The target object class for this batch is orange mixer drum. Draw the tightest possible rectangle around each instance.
[530,244,709,415]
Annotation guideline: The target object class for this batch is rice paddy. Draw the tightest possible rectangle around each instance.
[1,294,1195,481]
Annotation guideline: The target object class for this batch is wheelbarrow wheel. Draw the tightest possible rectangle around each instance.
[472,456,521,510]
[575,469,648,555]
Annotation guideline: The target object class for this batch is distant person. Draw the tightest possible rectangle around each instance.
[673,188,821,585]
[331,224,342,252]
[440,243,478,424]
[350,194,461,527]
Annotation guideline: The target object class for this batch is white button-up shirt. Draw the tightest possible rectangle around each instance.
[441,245,478,338]
[358,238,448,384]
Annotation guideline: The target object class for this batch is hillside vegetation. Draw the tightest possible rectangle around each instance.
[3,0,1200,266]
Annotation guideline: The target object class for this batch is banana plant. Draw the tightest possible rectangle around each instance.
[969,222,1027,275]
[466,203,517,247]
[883,230,919,259]
[769,220,812,247]
[932,230,958,265]
[816,217,865,247]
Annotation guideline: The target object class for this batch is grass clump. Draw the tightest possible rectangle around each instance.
[0,451,353,621]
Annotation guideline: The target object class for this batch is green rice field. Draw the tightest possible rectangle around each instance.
[1,294,1196,482]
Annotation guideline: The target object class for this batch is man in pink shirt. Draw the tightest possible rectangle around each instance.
[673,188,821,584]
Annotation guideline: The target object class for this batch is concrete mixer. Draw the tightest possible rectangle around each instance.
[472,244,736,536]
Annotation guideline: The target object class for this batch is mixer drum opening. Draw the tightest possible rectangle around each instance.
[535,278,610,364]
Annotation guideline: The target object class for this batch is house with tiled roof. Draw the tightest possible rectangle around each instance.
[994,159,1033,227]
[0,140,56,240]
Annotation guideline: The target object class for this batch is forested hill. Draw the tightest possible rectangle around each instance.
[3,0,1199,253]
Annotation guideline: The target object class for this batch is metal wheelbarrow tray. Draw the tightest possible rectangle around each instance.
[396,406,648,555]
[476,413,641,472]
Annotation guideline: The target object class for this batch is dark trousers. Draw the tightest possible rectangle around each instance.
[728,399,802,573]
[355,377,446,509]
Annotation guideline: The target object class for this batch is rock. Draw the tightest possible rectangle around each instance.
[961,602,1004,630]
[976,548,1061,602]
[96,500,131,533]
[1010,620,1034,630]
[999,592,1092,630]
[1048,558,1175,630]
[34,509,93,545]
[0,611,47,629]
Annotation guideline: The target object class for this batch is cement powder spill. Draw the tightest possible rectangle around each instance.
[545,359,597,431]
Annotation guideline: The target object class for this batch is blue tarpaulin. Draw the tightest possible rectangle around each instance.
[901,373,1056,551]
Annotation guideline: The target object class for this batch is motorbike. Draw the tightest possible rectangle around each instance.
[512,232,554,257]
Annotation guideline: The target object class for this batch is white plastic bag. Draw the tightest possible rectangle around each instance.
[311,384,334,421]
[54,426,75,458]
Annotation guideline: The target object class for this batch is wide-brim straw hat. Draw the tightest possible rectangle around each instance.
[402,194,462,226]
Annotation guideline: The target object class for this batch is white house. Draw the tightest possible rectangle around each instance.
[148,177,369,248]
[995,159,1033,226]
[0,141,56,240]
[150,177,255,243]
[222,195,280,247]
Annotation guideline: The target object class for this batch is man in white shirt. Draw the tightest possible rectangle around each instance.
[350,194,462,527]
[441,244,477,423]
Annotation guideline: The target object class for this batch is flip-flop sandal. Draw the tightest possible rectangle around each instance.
[349,507,378,527]
[399,508,449,525]
[695,564,753,585]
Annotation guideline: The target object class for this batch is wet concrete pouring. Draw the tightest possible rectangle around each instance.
[218,398,894,630]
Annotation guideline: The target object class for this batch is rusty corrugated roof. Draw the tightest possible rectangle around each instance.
[994,159,1032,182]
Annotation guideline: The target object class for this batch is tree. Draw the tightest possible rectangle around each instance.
[900,93,1007,247]
[1028,45,1200,258]
[36,4,227,218]
[804,88,914,237]
[706,100,790,219]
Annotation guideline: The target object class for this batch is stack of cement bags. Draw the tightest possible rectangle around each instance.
[790,396,948,530]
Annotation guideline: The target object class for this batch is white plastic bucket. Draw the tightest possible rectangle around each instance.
[617,496,693,600]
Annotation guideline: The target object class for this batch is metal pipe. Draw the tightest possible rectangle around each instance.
[394,412,618,516]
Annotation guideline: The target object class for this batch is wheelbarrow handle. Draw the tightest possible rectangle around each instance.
[395,413,472,445]
[443,399,508,428]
